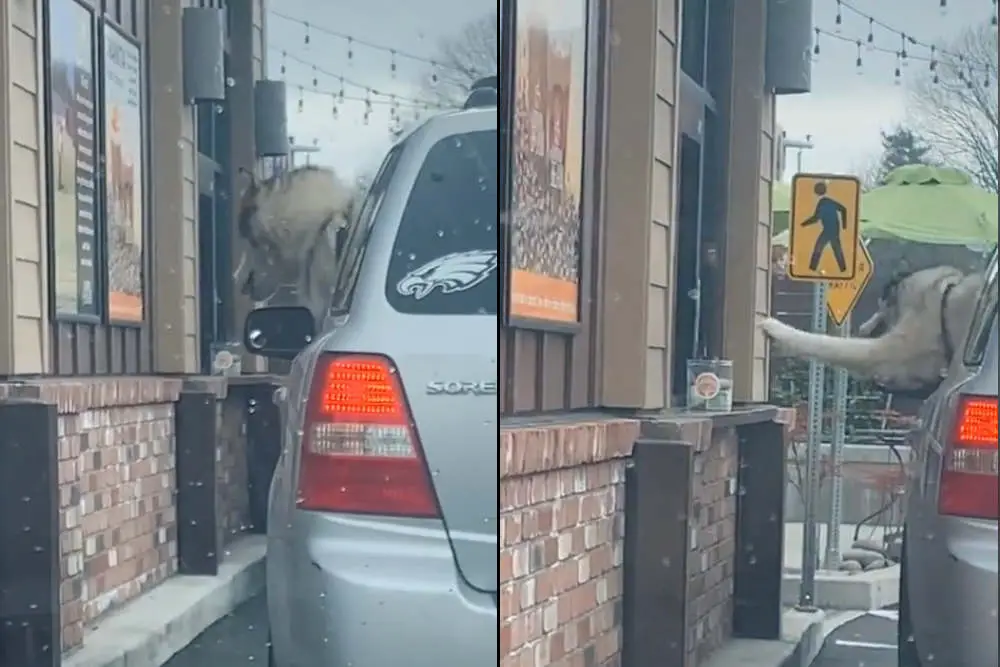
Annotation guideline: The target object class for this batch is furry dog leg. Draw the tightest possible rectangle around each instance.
[758,317,944,390]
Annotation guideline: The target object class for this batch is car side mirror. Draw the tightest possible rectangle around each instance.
[243,306,315,359]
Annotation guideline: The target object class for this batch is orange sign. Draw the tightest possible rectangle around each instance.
[827,242,874,326]
[788,173,861,281]
[508,0,586,326]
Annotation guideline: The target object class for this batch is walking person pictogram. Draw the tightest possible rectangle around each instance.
[801,181,848,273]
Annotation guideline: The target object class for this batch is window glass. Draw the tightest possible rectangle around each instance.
[384,129,498,316]
[329,145,403,315]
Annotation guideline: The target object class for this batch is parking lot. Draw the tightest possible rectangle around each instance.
[812,607,899,667]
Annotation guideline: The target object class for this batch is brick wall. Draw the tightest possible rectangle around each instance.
[687,424,738,666]
[500,419,639,667]
[0,376,261,654]
[45,379,182,651]
[216,392,253,545]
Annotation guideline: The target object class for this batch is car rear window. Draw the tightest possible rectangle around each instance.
[385,129,498,315]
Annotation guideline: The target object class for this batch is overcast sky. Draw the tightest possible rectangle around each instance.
[264,0,495,180]
[777,0,994,179]
[261,0,993,181]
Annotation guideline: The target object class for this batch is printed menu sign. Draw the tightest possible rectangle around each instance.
[103,24,145,322]
[48,0,98,318]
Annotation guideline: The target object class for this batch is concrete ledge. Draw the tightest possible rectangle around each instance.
[781,565,900,610]
[699,608,823,667]
[64,535,266,667]
[701,609,863,667]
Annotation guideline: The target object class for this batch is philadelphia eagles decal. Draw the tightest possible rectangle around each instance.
[396,250,498,300]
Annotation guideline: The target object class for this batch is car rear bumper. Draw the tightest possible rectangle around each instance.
[913,520,999,667]
[268,512,497,667]
[936,531,999,667]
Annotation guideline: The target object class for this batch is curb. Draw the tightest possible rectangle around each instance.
[64,535,266,667]
[778,611,826,667]
[781,565,900,610]
[779,610,865,667]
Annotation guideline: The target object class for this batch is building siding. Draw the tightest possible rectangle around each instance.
[7,0,48,374]
[646,0,679,409]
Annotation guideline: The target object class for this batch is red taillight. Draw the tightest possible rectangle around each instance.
[939,396,999,520]
[297,354,439,518]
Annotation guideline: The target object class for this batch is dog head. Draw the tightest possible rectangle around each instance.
[857,265,965,339]
[234,166,353,304]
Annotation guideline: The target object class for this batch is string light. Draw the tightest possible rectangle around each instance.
[272,47,444,109]
[814,27,995,88]
[834,0,996,72]
[268,11,467,76]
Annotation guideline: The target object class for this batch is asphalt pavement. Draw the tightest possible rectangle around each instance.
[162,591,901,667]
[811,607,899,667]
[162,593,270,666]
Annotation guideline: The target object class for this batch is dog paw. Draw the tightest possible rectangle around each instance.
[757,317,782,338]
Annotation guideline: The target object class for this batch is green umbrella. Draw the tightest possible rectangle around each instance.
[860,165,998,246]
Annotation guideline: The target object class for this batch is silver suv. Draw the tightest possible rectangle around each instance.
[244,87,498,667]
[898,248,997,667]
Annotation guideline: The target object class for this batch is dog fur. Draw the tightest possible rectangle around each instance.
[234,165,357,322]
[759,265,985,393]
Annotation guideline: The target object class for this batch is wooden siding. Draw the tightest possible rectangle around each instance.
[4,0,49,374]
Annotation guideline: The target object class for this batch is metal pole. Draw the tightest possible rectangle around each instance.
[823,315,850,569]
[798,282,827,610]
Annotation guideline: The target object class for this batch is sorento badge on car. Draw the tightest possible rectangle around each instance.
[426,380,497,396]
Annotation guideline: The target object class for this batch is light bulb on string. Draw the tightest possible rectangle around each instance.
[311,66,318,88]
[834,0,843,32]
[337,77,346,103]
[855,40,864,75]
[347,37,354,66]
[899,33,909,67]
[893,53,902,85]
[280,51,287,78]
[430,62,440,85]
[929,46,938,72]
[866,19,875,51]
[297,86,304,112]
[363,89,373,125]
[390,51,398,78]
[992,0,998,27]
[939,0,947,15]
[303,22,311,47]
[331,94,339,120]
[812,27,821,62]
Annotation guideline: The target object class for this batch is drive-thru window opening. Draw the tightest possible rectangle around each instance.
[196,49,236,374]
[671,0,732,401]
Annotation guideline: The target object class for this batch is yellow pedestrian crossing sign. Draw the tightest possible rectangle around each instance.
[787,173,862,281]
[827,241,874,326]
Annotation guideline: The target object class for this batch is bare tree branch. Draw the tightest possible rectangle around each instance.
[908,23,999,193]
[423,13,498,107]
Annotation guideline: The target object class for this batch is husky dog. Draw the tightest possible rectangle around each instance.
[759,265,986,394]
[234,165,357,322]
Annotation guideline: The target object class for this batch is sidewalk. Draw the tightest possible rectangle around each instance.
[782,522,900,610]
[63,536,265,667]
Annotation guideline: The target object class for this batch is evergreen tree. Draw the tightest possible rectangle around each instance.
[875,126,937,184]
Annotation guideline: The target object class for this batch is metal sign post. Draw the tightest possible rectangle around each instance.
[824,317,850,570]
[786,173,862,610]
[823,242,873,568]
[799,283,827,609]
